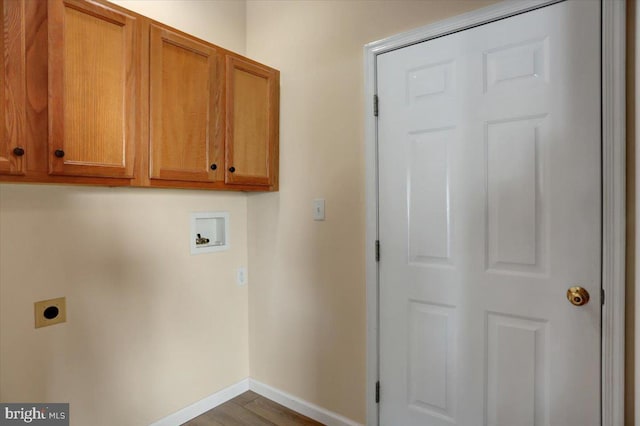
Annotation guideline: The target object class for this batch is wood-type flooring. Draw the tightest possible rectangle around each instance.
[182,391,324,426]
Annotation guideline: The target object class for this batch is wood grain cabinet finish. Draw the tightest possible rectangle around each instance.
[0,0,280,191]
[48,0,138,178]
[0,0,27,176]
[149,24,223,183]
[225,56,279,188]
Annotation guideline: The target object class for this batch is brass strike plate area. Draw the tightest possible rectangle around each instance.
[34,297,66,328]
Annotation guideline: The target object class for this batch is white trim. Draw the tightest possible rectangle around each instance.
[364,1,626,425]
[363,19,379,426]
[601,1,627,426]
[364,0,561,58]
[148,378,249,426]
[248,379,363,426]
[147,378,363,426]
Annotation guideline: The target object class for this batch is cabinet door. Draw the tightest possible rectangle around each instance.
[48,0,137,178]
[149,25,222,182]
[225,56,279,187]
[0,0,26,176]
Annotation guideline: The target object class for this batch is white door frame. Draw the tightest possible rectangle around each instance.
[363,1,626,425]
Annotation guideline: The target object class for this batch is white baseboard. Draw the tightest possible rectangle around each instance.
[149,378,249,426]
[249,379,363,426]
[149,377,362,426]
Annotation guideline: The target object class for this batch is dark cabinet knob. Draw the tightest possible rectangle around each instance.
[54,149,65,158]
[12,147,24,156]
[229,166,235,173]
[210,163,217,170]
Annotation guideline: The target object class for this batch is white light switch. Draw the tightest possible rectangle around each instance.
[313,199,325,221]
[236,267,247,286]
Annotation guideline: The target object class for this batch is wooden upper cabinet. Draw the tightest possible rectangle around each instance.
[225,56,279,188]
[0,0,280,191]
[0,0,26,176]
[48,0,138,178]
[149,25,223,182]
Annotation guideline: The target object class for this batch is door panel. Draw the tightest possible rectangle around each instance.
[486,114,547,274]
[0,0,26,176]
[377,2,601,425]
[408,301,456,421]
[225,56,278,186]
[149,25,223,182]
[48,0,137,178]
[486,313,548,426]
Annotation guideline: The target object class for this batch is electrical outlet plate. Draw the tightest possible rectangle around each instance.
[34,297,66,328]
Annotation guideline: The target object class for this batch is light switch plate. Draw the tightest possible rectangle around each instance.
[34,297,66,328]
[236,267,247,286]
[313,199,325,221]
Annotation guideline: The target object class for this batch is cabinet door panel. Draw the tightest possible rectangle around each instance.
[225,56,278,187]
[149,25,222,182]
[48,0,137,178]
[0,0,26,176]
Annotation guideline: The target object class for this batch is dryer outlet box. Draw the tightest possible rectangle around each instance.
[34,297,66,328]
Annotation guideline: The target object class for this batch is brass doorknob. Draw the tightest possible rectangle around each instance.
[567,286,590,306]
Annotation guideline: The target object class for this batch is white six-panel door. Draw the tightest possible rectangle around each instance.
[377,1,601,425]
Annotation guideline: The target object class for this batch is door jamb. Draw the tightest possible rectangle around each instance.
[363,1,626,424]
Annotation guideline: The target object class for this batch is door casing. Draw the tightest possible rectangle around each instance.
[363,1,626,425]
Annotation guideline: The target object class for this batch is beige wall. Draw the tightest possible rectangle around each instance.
[112,0,246,54]
[245,1,496,423]
[4,2,629,426]
[0,2,249,426]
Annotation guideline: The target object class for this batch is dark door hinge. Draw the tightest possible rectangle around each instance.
[375,240,380,262]
[602,288,605,305]
[375,381,380,403]
[373,94,379,117]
